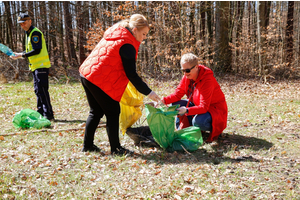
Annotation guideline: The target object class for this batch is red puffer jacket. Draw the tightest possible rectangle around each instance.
[79,24,140,102]
[163,65,228,142]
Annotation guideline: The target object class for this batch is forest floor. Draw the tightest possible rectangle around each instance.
[0,76,299,199]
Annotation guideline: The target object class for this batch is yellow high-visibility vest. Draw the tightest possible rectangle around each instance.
[25,27,51,71]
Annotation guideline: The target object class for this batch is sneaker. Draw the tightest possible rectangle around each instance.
[111,146,134,156]
[81,144,102,152]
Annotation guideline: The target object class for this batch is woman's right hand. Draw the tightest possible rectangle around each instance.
[148,91,161,103]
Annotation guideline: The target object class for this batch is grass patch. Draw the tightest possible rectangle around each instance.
[0,78,300,199]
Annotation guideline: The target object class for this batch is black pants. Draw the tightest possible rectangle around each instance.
[32,68,54,118]
[80,77,121,151]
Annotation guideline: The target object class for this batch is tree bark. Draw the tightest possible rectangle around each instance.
[39,1,49,50]
[206,1,213,65]
[256,2,263,79]
[215,1,232,73]
[286,1,294,68]
[48,1,59,68]
[63,1,78,68]
[76,1,86,65]
[27,1,34,21]
[0,5,3,43]
[4,1,13,50]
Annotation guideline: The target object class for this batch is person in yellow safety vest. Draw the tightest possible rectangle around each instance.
[10,13,54,121]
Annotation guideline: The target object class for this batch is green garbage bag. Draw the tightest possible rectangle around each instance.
[145,104,179,149]
[145,104,203,152]
[167,126,203,152]
[12,109,51,129]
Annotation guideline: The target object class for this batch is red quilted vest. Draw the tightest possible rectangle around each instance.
[79,24,140,102]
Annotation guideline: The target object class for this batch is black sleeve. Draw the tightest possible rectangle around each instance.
[120,44,152,96]
[24,31,42,58]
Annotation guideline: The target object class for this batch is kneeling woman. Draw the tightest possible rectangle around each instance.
[162,53,228,142]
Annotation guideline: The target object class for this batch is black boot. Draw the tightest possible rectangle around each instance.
[111,146,134,156]
[81,144,102,152]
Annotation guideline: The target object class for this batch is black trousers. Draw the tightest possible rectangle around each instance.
[32,68,54,118]
[80,77,121,151]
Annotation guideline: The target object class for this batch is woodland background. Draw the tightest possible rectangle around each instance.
[0,1,300,82]
[1,2,300,199]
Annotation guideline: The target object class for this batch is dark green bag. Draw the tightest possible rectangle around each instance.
[168,126,203,152]
[12,109,51,129]
[145,104,203,152]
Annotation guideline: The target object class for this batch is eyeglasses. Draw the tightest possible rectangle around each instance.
[181,65,196,73]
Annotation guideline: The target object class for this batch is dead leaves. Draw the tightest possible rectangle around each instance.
[0,79,299,199]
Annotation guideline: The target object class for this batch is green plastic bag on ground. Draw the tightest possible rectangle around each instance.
[145,104,203,152]
[145,104,179,149]
[167,126,203,152]
[12,109,51,129]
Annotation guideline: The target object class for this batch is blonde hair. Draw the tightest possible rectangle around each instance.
[181,53,198,67]
[118,14,149,30]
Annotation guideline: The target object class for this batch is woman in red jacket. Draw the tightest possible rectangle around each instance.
[162,53,228,142]
[79,14,161,155]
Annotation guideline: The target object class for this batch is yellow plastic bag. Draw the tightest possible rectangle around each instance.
[119,81,144,135]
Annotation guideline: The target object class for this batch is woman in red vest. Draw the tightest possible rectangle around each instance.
[162,53,228,142]
[79,14,161,155]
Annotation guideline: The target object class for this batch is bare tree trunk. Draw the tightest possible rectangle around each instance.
[58,2,66,65]
[76,1,86,65]
[0,5,3,43]
[235,1,245,74]
[63,1,78,68]
[215,1,232,73]
[147,1,156,75]
[256,2,263,80]
[11,1,17,49]
[48,1,59,68]
[4,1,13,50]
[206,1,213,66]
[286,1,294,69]
[200,1,206,39]
[189,2,195,39]
[39,1,49,51]
[259,1,271,30]
[27,1,34,20]
[258,1,271,75]
[84,2,91,31]
[296,2,300,68]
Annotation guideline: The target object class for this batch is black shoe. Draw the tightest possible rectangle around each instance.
[111,146,134,156]
[81,144,102,152]
[45,116,55,121]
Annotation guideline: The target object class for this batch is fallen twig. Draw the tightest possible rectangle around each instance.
[181,145,191,155]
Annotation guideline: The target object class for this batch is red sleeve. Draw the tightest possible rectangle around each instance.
[163,76,188,104]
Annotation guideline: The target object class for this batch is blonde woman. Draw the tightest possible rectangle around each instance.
[79,14,161,155]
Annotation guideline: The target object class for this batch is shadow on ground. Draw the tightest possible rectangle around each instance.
[211,132,274,151]
[135,132,273,165]
[54,119,86,123]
